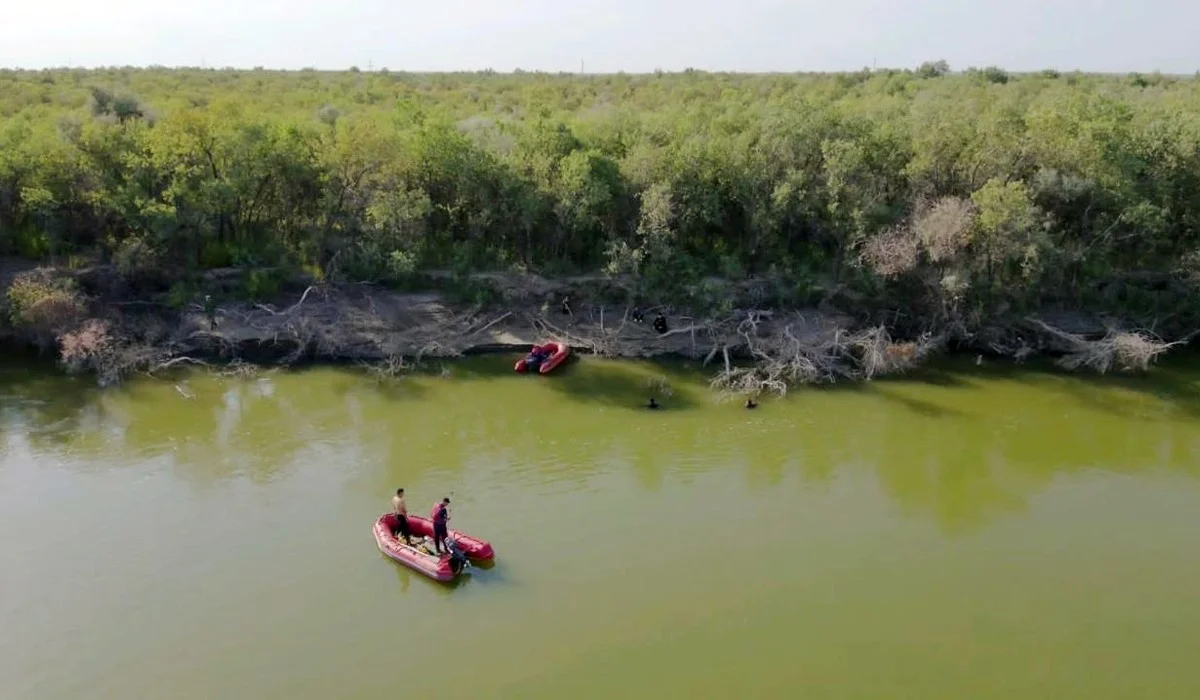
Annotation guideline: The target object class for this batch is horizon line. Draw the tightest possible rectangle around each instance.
[3,65,1196,78]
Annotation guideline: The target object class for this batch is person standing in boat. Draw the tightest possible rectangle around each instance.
[431,497,451,554]
[392,488,412,545]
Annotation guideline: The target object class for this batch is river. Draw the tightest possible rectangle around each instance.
[2,354,1199,699]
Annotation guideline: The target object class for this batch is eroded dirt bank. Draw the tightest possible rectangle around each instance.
[1,260,1186,391]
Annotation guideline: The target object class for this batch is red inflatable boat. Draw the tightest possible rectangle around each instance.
[373,513,495,582]
[515,341,570,374]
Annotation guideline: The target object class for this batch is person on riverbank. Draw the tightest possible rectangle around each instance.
[391,488,411,545]
[431,497,451,554]
[653,313,668,334]
[203,294,218,330]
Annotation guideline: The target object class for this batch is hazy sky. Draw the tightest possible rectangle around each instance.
[3,0,1198,74]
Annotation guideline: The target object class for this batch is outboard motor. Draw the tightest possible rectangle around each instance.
[444,535,470,574]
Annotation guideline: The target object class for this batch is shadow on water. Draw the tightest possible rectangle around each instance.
[356,375,431,402]
[440,350,705,411]
[542,358,702,411]
[433,354,522,382]
[897,365,974,388]
[386,556,510,593]
[1056,364,1200,421]
[811,379,966,419]
[933,353,1200,422]
[249,363,434,402]
[7,349,1200,542]
[462,560,516,588]
[0,356,109,444]
[801,351,1200,423]
[868,386,964,418]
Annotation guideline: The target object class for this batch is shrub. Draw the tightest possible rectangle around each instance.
[166,281,195,311]
[242,269,286,301]
[114,236,162,280]
[58,318,113,374]
[5,268,86,332]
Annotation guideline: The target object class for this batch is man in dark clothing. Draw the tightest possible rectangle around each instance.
[431,497,451,554]
[653,314,668,334]
[203,294,218,330]
[525,346,550,371]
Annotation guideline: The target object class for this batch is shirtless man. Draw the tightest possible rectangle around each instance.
[391,488,412,545]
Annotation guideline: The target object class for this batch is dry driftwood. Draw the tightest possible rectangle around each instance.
[708,311,942,397]
[253,285,319,316]
[1028,318,1181,373]
[532,314,623,357]
[358,355,411,382]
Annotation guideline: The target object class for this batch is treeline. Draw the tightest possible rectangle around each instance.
[2,65,1200,324]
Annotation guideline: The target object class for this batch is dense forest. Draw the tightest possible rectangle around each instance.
[2,65,1200,333]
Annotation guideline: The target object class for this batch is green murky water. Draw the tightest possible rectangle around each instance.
[2,354,1200,699]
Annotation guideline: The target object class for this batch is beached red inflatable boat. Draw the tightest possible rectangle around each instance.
[373,513,495,582]
[515,341,570,374]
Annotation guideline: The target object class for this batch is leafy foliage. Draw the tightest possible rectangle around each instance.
[4,268,86,342]
[1,66,1199,321]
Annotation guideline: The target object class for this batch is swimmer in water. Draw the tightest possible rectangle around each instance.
[745,397,758,409]
[647,397,660,409]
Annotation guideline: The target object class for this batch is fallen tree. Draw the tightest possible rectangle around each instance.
[6,265,1193,391]
[1027,318,1183,373]
[706,311,943,397]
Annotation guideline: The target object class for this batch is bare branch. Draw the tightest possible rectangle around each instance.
[254,285,318,316]
[1027,317,1181,373]
[709,312,939,397]
[148,356,210,374]
[468,311,512,337]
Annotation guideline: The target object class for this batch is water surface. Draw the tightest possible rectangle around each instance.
[2,355,1199,699]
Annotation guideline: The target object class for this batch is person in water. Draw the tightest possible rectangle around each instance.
[653,313,668,334]
[431,497,451,554]
[391,488,411,544]
[745,397,758,409]
[647,397,660,409]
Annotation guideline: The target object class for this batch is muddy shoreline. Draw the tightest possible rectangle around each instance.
[1,260,1187,388]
